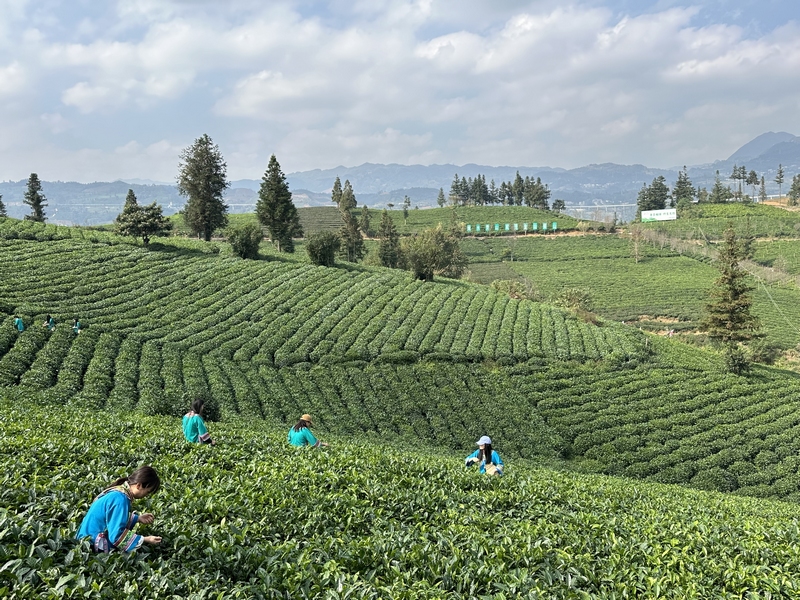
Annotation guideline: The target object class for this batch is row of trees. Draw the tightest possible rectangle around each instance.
[636,163,800,218]
[310,176,465,280]
[444,172,555,209]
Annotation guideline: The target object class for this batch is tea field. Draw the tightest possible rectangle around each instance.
[462,233,800,348]
[3,400,800,599]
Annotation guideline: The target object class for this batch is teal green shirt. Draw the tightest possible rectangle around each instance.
[183,413,211,443]
[288,426,318,447]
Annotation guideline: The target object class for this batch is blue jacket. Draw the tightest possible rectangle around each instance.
[465,449,504,475]
[76,486,142,552]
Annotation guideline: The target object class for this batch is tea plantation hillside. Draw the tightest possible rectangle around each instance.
[3,400,800,599]
[7,218,800,501]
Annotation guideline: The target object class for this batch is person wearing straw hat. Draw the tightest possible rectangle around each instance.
[288,413,328,448]
[465,435,504,475]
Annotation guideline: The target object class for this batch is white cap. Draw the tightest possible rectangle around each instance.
[476,435,492,446]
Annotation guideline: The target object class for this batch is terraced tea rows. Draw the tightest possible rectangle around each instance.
[3,400,800,598]
[0,233,646,369]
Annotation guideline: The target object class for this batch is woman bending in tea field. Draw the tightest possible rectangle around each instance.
[465,436,504,476]
[183,398,215,444]
[13,315,24,332]
[42,314,56,331]
[288,413,328,447]
[76,466,162,552]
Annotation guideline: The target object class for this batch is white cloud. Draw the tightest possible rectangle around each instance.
[1,1,800,180]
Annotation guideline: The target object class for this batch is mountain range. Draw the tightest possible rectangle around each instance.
[1,132,798,225]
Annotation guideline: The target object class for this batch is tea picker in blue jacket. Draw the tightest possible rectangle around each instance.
[465,435,504,475]
[76,466,162,552]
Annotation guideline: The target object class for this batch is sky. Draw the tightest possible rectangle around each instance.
[0,0,798,183]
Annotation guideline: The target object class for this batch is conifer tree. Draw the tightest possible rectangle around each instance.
[709,170,733,204]
[672,166,695,207]
[331,176,343,208]
[402,195,411,224]
[437,188,446,208]
[256,154,303,252]
[177,134,229,241]
[115,189,173,245]
[775,164,785,200]
[339,210,364,262]
[759,176,767,203]
[746,170,759,201]
[377,209,402,268]
[788,174,800,207]
[340,180,357,212]
[23,173,47,222]
[359,205,371,237]
[0,193,6,218]
[703,224,761,374]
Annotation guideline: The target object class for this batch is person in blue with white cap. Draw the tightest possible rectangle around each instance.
[465,435,504,475]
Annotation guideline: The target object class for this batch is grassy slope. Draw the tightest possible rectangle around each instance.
[3,400,800,599]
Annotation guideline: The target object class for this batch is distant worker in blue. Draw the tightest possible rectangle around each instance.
[183,398,215,444]
[465,435,504,476]
[42,314,56,331]
[72,318,82,334]
[76,466,162,553]
[288,413,328,448]
[13,315,24,333]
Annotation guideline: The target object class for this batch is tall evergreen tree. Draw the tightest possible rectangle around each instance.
[359,204,371,237]
[775,164,785,200]
[709,170,733,204]
[512,172,525,206]
[177,134,229,241]
[672,166,695,207]
[402,195,411,224]
[703,225,761,374]
[114,189,172,245]
[256,154,303,252]
[437,187,446,208]
[0,193,6,218]
[636,176,669,218]
[340,180,357,212]
[339,210,364,262]
[788,174,800,207]
[759,176,767,203]
[23,173,47,222]
[377,209,402,268]
[746,170,759,201]
[331,176,343,208]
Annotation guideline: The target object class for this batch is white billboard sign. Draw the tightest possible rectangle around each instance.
[641,209,677,222]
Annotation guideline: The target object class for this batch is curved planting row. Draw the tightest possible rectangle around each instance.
[0,233,647,367]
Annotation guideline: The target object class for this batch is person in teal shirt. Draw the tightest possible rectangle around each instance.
[465,435,504,475]
[183,398,214,444]
[72,318,82,334]
[13,316,24,332]
[43,314,56,331]
[288,413,328,447]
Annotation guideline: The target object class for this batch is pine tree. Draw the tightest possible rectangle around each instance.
[402,195,411,224]
[488,180,498,205]
[788,174,800,207]
[746,170,759,201]
[23,173,47,222]
[703,225,761,374]
[377,209,402,268]
[0,193,6,218]
[709,170,733,204]
[759,176,767,203]
[331,176,343,208]
[359,205,371,237]
[437,188,446,208]
[512,172,524,206]
[340,180,357,212]
[672,166,695,208]
[339,210,364,262]
[256,154,303,252]
[775,164,785,201]
[635,176,669,219]
[114,189,173,245]
[177,134,229,241]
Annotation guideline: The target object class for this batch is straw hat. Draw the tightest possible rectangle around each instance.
[301,413,313,425]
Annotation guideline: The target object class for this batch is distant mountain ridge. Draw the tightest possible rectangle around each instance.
[2,132,798,225]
